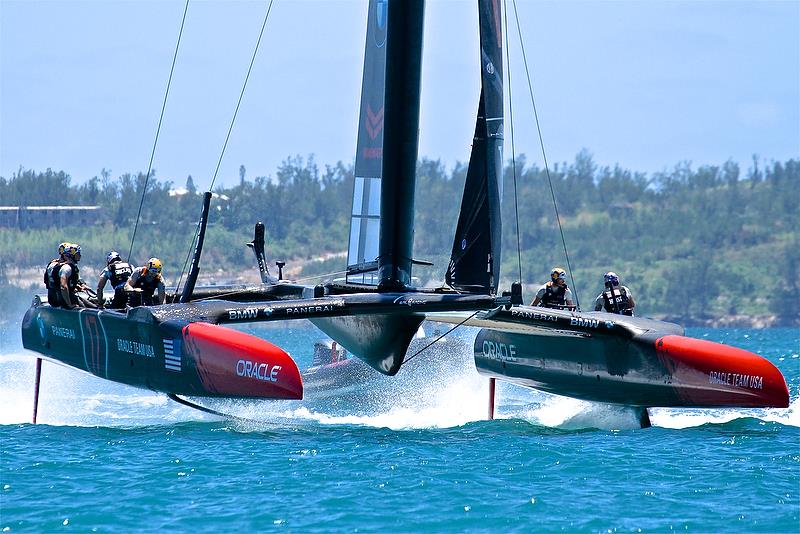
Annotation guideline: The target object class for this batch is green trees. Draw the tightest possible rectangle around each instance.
[1,154,797,325]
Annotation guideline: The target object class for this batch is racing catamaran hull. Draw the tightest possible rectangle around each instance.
[472,307,789,408]
[19,0,790,425]
[21,301,303,399]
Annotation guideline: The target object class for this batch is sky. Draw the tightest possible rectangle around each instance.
[1,0,798,189]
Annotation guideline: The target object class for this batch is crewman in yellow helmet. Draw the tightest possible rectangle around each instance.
[125,257,166,306]
[531,267,575,310]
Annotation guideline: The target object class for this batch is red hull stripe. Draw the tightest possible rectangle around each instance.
[655,335,789,408]
[183,323,303,399]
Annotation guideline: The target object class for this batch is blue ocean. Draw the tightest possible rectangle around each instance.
[1,325,798,532]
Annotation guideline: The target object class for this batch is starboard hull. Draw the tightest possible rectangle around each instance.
[21,301,303,400]
[473,307,789,408]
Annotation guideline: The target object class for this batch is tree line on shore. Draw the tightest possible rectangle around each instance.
[1,152,797,325]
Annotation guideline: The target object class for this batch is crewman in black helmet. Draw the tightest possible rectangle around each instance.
[96,251,135,309]
[594,271,636,316]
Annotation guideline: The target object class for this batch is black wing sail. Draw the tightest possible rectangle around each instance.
[311,0,426,376]
[446,0,504,295]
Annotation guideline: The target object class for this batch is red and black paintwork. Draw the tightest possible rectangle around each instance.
[471,306,789,408]
[21,298,302,399]
[21,290,508,400]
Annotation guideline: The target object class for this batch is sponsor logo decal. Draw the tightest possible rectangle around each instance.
[393,296,426,306]
[709,371,763,390]
[236,360,281,382]
[51,325,77,340]
[285,304,339,315]
[163,338,180,372]
[363,147,382,159]
[227,307,260,320]
[481,340,517,362]
[116,338,155,358]
[37,314,47,341]
[512,309,557,322]
[570,317,600,329]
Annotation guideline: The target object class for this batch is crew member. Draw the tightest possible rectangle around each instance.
[125,257,166,306]
[531,267,575,310]
[44,243,90,309]
[96,251,135,309]
[594,271,635,316]
[44,242,69,306]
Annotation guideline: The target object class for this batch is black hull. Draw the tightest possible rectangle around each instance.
[21,300,302,399]
[473,306,789,408]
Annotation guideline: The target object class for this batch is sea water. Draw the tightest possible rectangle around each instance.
[1,325,798,532]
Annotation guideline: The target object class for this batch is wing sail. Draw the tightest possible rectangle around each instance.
[446,0,504,295]
[347,0,388,285]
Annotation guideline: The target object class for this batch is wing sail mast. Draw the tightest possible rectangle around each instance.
[312,0,427,375]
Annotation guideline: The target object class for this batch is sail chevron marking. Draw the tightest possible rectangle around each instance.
[365,104,384,139]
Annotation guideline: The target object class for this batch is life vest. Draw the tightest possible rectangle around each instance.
[602,286,633,315]
[44,259,60,289]
[45,260,79,307]
[46,260,79,292]
[108,261,134,290]
[540,282,567,308]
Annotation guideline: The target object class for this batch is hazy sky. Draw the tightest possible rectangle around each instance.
[1,0,798,189]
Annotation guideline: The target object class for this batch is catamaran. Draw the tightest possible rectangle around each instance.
[21,0,789,427]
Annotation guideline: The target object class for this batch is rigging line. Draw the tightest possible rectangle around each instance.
[294,270,349,283]
[207,0,274,193]
[511,0,581,307]
[179,269,351,303]
[502,0,523,285]
[187,287,261,302]
[175,0,273,299]
[178,269,350,304]
[402,310,480,365]
[127,0,190,263]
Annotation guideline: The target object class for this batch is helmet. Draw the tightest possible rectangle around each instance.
[106,251,122,265]
[604,271,620,286]
[63,243,81,262]
[551,267,567,282]
[146,257,162,276]
[58,242,69,256]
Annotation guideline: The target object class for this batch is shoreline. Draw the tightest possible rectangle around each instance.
[2,275,796,329]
